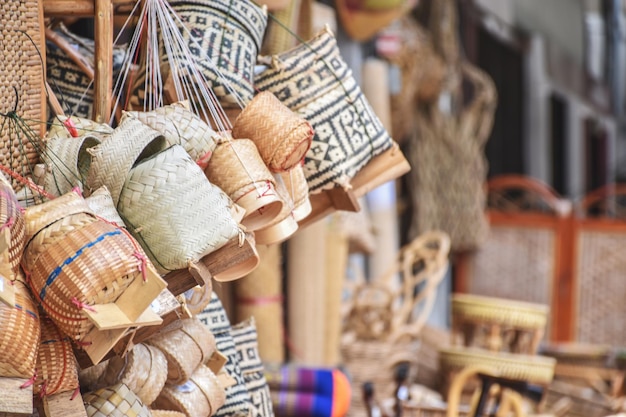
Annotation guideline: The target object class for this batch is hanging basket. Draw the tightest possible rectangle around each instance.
[83,382,152,417]
[277,164,311,222]
[254,173,298,245]
[118,144,242,274]
[167,0,268,107]
[255,25,394,193]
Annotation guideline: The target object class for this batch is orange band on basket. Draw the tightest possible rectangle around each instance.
[237,295,283,306]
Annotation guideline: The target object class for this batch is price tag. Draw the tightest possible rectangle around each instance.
[0,275,15,307]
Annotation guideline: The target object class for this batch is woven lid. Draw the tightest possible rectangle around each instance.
[86,117,168,206]
[83,382,152,417]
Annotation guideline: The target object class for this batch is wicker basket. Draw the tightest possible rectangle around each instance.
[85,186,126,228]
[100,343,168,406]
[255,25,394,193]
[118,144,242,274]
[205,137,284,232]
[83,382,152,417]
[0,173,26,276]
[277,163,311,222]
[166,0,268,107]
[0,279,40,378]
[153,364,226,417]
[78,360,110,392]
[232,91,313,173]
[34,315,79,397]
[147,317,217,385]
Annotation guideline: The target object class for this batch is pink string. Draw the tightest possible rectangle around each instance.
[71,386,81,400]
[196,150,213,170]
[20,369,37,389]
[63,118,79,138]
[0,216,14,231]
[75,339,92,347]
[133,251,148,282]
[71,297,97,313]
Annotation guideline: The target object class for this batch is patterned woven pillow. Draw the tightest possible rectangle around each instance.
[231,318,275,417]
[196,292,252,417]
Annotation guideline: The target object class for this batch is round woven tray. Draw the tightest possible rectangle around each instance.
[83,382,152,417]
[147,317,217,384]
[439,347,556,386]
[35,315,79,397]
[0,173,26,276]
[451,293,549,330]
[232,91,313,172]
[0,279,40,378]
[152,364,226,417]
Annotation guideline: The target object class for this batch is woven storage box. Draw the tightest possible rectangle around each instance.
[167,0,268,107]
[147,317,217,385]
[232,91,313,172]
[42,134,100,197]
[0,173,26,276]
[86,117,168,206]
[204,138,283,232]
[255,25,394,193]
[83,382,152,417]
[122,102,219,167]
[0,0,46,192]
[197,292,252,417]
[34,315,79,397]
[0,279,40,378]
[153,364,226,417]
[22,191,155,342]
[85,186,126,228]
[118,144,242,274]
[101,343,168,405]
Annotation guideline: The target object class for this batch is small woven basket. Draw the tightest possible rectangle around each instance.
[83,382,152,417]
[152,364,226,417]
[232,91,313,172]
[118,144,242,274]
[0,278,40,378]
[277,163,311,222]
[205,138,283,232]
[147,317,217,385]
[85,186,126,228]
[167,0,268,107]
[22,191,152,341]
[0,173,26,276]
[35,315,80,397]
[86,117,168,205]
[254,173,298,245]
[122,102,219,167]
[42,134,101,197]
[101,343,168,405]
[255,25,394,193]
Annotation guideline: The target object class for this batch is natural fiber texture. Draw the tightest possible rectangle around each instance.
[86,117,168,205]
[101,343,168,405]
[234,244,285,364]
[34,315,79,397]
[253,172,298,245]
[123,103,219,166]
[118,144,241,274]
[277,163,311,221]
[0,174,26,275]
[147,317,217,385]
[23,191,151,341]
[83,382,152,417]
[231,318,275,417]
[46,115,113,141]
[167,0,268,107]
[0,0,46,192]
[0,279,40,378]
[197,292,252,417]
[255,26,394,193]
[150,411,186,417]
[85,186,126,228]
[42,134,100,197]
[153,364,226,417]
[78,359,110,392]
[232,91,313,172]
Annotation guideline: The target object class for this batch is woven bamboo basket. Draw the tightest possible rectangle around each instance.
[232,91,314,173]
[153,364,226,417]
[147,317,217,385]
[0,173,26,276]
[118,144,243,274]
[451,293,549,355]
[22,190,156,342]
[34,315,79,397]
[254,173,299,245]
[78,359,110,392]
[205,137,284,232]
[86,117,168,205]
[83,382,152,417]
[167,0,268,107]
[255,25,394,193]
[0,0,46,192]
[100,343,168,405]
[277,163,311,222]
[85,186,126,228]
[42,134,101,197]
[122,102,219,168]
[0,279,40,378]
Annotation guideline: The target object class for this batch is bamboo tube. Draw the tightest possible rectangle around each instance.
[323,215,349,366]
[287,220,327,365]
[234,244,285,365]
[94,0,113,123]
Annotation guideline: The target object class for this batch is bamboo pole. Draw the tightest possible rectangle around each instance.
[94,0,113,123]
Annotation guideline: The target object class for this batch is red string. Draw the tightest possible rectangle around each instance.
[133,251,148,282]
[0,164,54,201]
[20,369,37,389]
[71,297,97,313]
[62,117,79,138]
[0,215,14,231]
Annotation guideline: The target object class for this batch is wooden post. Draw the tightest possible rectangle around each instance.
[94,0,113,123]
